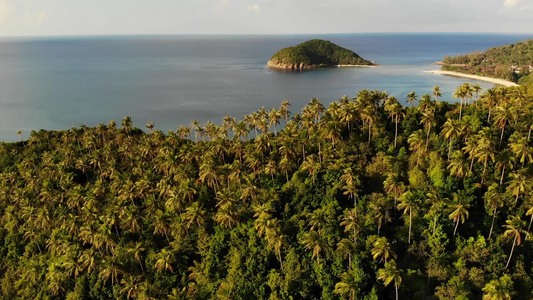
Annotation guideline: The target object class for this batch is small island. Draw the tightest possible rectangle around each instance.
[267,39,376,70]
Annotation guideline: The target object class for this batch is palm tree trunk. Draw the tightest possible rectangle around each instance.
[395,284,399,300]
[487,106,492,123]
[500,126,505,144]
[454,218,460,236]
[459,98,463,121]
[394,117,398,147]
[489,208,497,239]
[505,235,517,269]
[368,121,372,144]
[528,214,533,232]
[448,138,453,161]
[500,166,506,185]
[481,157,488,185]
[425,127,431,151]
[408,207,412,244]
[433,214,438,235]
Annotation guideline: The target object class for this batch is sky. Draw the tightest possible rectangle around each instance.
[0,0,531,37]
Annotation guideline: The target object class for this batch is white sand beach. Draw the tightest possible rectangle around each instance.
[424,70,519,87]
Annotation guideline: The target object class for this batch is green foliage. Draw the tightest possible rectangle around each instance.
[0,86,533,299]
[441,39,533,82]
[270,39,374,68]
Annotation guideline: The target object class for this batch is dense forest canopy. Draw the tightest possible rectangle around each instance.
[441,39,533,83]
[267,39,374,70]
[1,83,533,299]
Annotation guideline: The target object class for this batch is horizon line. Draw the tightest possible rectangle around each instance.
[1,31,533,40]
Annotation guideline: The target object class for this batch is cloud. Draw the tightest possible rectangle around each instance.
[247,4,260,12]
[0,0,10,23]
[504,0,519,7]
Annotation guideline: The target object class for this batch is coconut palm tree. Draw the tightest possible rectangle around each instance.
[448,190,471,236]
[334,268,365,300]
[502,215,528,269]
[506,172,531,205]
[406,91,418,106]
[408,130,426,166]
[371,237,396,263]
[482,274,513,300]
[302,230,326,264]
[377,260,402,300]
[484,185,505,239]
[432,85,442,102]
[398,190,419,244]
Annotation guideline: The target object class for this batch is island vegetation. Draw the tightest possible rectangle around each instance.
[267,39,375,70]
[441,39,533,84]
[1,83,533,299]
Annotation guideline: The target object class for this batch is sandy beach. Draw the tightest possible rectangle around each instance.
[335,64,379,68]
[424,70,519,87]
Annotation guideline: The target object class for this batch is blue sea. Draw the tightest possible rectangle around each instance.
[1,33,532,141]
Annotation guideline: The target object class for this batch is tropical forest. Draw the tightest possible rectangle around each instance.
[1,82,533,300]
[441,39,533,83]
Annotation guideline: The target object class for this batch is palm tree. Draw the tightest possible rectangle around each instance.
[509,136,533,168]
[408,130,426,166]
[337,238,356,269]
[406,91,418,106]
[154,248,175,273]
[484,185,505,239]
[432,85,442,102]
[120,275,142,299]
[502,215,528,269]
[493,103,515,144]
[266,233,287,269]
[472,83,482,101]
[482,274,513,300]
[398,190,419,244]
[279,99,291,125]
[377,260,402,300]
[483,88,498,123]
[371,237,396,263]
[448,190,471,236]
[421,108,436,151]
[384,173,405,205]
[341,209,360,244]
[302,230,326,264]
[506,172,531,204]
[268,108,281,136]
[426,191,448,235]
[495,149,515,185]
[453,85,467,120]
[384,97,404,147]
[127,241,146,272]
[334,268,365,300]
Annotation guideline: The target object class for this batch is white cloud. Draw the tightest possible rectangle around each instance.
[0,0,11,23]
[504,0,519,7]
[247,4,260,12]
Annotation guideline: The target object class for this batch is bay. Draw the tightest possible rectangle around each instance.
[0,33,532,141]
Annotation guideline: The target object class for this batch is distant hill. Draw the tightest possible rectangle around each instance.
[267,39,375,70]
[440,39,533,83]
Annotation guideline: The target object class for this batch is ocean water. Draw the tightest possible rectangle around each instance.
[1,33,532,141]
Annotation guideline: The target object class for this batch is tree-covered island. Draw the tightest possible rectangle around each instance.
[267,39,376,70]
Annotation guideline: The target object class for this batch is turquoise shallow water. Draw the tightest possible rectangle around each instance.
[0,33,532,141]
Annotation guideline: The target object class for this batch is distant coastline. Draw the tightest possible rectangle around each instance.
[424,70,519,87]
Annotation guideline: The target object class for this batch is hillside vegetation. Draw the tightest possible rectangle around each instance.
[1,84,533,299]
[267,39,374,70]
[441,39,533,83]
